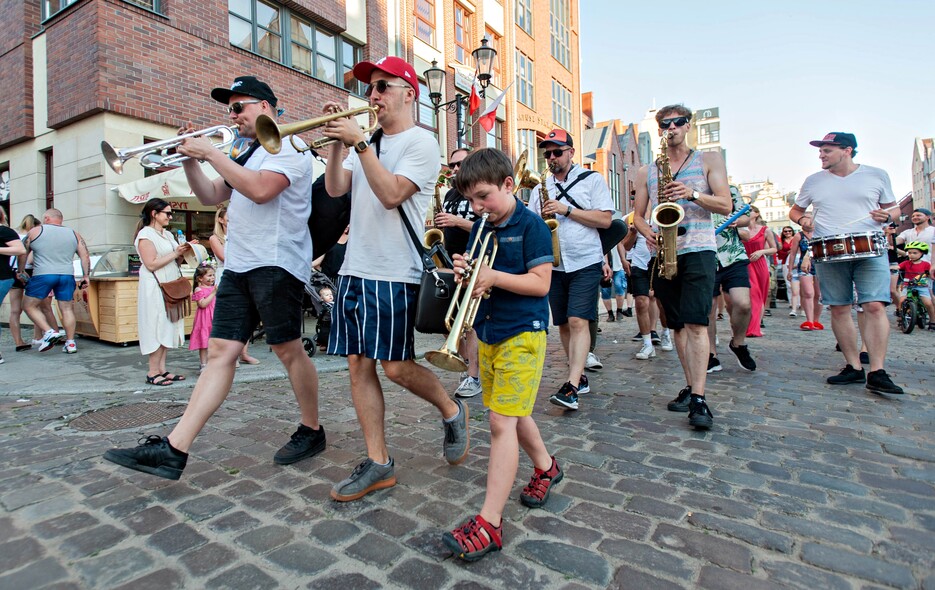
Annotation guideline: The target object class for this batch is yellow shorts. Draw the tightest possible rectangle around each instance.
[479,331,546,417]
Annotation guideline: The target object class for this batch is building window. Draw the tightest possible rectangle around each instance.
[698,122,720,144]
[515,51,534,109]
[516,0,533,36]
[414,0,435,46]
[484,28,503,88]
[122,0,163,12]
[43,0,79,20]
[229,0,362,92]
[43,150,54,211]
[610,153,620,209]
[454,4,473,64]
[486,120,503,150]
[416,82,438,142]
[550,0,571,69]
[551,79,572,132]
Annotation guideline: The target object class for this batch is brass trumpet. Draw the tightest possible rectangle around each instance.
[425,213,498,373]
[513,150,560,267]
[101,125,239,174]
[255,106,379,154]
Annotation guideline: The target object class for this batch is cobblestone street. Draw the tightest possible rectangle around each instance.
[1,309,933,589]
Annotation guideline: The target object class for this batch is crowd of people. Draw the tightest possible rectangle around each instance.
[0,55,929,564]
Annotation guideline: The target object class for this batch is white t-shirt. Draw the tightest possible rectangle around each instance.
[626,232,652,271]
[528,165,615,273]
[225,137,313,283]
[608,245,623,272]
[795,165,896,238]
[340,126,440,284]
[897,225,935,263]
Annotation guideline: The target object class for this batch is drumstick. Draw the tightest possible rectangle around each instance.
[839,204,901,228]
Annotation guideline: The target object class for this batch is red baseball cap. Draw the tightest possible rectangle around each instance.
[539,129,573,148]
[352,56,419,98]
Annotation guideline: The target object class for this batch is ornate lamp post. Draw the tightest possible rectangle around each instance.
[424,38,497,147]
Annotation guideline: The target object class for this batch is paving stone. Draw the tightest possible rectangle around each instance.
[109,568,184,590]
[760,560,853,590]
[307,573,381,590]
[0,556,68,589]
[800,542,914,588]
[688,512,793,553]
[562,481,627,506]
[598,538,693,580]
[648,455,710,474]
[677,491,758,520]
[345,531,405,567]
[206,564,278,590]
[59,524,129,558]
[859,472,935,497]
[240,490,292,513]
[613,477,677,499]
[207,510,260,533]
[735,488,809,515]
[74,547,154,588]
[797,470,871,496]
[32,512,100,540]
[524,515,602,546]
[651,523,753,573]
[812,507,885,533]
[516,540,611,586]
[178,542,238,576]
[696,565,777,590]
[388,557,450,590]
[0,482,63,511]
[177,494,235,522]
[148,523,208,556]
[356,508,419,538]
[461,552,555,588]
[265,541,334,575]
[625,495,686,520]
[0,536,44,571]
[235,524,293,554]
[564,503,651,540]
[122,505,177,535]
[610,565,685,590]
[307,518,361,545]
[760,511,873,552]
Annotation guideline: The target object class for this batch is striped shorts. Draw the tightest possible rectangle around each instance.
[327,275,418,361]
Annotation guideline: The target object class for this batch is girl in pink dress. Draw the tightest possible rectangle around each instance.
[740,207,778,337]
[188,265,217,372]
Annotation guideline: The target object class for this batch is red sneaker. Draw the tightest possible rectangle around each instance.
[812,321,825,330]
[799,321,814,331]
[519,456,564,508]
[443,514,502,562]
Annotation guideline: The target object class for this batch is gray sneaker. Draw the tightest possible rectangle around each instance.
[443,398,470,465]
[330,458,396,502]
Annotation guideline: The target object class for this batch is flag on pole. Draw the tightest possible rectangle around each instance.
[477,82,513,133]
[468,76,482,116]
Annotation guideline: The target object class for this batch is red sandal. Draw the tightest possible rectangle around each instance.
[442,514,502,562]
[520,456,563,508]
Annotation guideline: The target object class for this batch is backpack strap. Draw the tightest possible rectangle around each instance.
[552,169,597,209]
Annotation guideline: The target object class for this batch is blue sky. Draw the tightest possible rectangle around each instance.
[580,1,932,197]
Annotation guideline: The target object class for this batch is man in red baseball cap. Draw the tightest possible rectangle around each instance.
[320,57,470,502]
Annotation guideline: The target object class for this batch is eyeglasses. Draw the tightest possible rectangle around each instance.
[364,80,410,97]
[159,210,173,218]
[227,100,262,114]
[449,161,463,169]
[544,148,569,159]
[659,116,690,128]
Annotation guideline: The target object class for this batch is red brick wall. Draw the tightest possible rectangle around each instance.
[0,0,40,149]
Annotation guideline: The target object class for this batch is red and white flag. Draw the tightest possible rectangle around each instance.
[468,76,482,116]
[477,82,513,133]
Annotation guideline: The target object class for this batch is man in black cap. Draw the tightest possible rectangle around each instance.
[789,132,904,395]
[104,76,325,480]
[896,207,934,263]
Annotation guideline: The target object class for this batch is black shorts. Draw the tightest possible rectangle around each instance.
[548,262,602,325]
[652,251,717,330]
[713,260,750,297]
[629,264,652,297]
[211,267,305,345]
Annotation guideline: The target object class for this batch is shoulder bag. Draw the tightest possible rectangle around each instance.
[154,260,192,323]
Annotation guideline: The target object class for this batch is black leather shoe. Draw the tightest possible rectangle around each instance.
[688,396,714,430]
[827,365,865,385]
[274,424,326,465]
[667,386,692,412]
[866,370,904,395]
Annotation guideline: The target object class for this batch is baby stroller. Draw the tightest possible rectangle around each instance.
[301,270,338,357]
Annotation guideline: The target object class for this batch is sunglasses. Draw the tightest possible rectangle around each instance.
[660,116,690,128]
[227,100,262,114]
[365,80,410,97]
[449,161,463,168]
[544,148,569,159]
[159,210,173,218]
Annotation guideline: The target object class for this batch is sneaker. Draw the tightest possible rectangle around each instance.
[62,341,77,354]
[635,344,656,360]
[631,331,643,342]
[103,435,188,480]
[0,352,4,364]
[443,515,502,562]
[706,354,722,373]
[659,331,673,351]
[454,375,482,398]
[667,386,692,412]
[789,310,797,317]
[621,308,633,318]
[764,309,772,317]
[650,330,661,345]
[330,458,396,502]
[688,396,714,430]
[866,369,904,395]
[585,352,603,371]
[519,456,564,508]
[728,340,757,371]
[578,375,590,394]
[36,329,60,353]
[827,365,865,385]
[443,398,470,464]
[859,351,870,366]
[928,323,935,331]
[549,382,579,410]
[606,310,615,322]
[274,424,326,465]
[799,321,814,331]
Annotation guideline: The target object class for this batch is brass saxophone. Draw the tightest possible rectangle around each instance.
[513,150,560,267]
[539,168,562,267]
[424,170,448,268]
[651,130,684,279]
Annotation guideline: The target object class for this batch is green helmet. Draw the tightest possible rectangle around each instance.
[905,240,930,253]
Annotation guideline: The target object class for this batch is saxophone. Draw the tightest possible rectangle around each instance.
[539,168,562,267]
[651,131,684,279]
[424,170,449,268]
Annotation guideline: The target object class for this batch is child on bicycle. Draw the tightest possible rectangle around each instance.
[897,241,934,330]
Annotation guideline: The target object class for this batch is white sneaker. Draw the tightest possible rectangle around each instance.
[454,375,482,398]
[56,330,66,339]
[585,351,603,371]
[62,341,77,354]
[659,332,673,351]
[635,344,656,360]
[37,330,59,353]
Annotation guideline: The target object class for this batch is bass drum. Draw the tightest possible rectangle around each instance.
[810,232,885,263]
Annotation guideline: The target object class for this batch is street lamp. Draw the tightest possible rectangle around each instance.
[424,38,497,147]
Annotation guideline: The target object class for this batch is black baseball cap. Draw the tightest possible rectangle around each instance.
[211,76,278,107]
[809,132,857,150]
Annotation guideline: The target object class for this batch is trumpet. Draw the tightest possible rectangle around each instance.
[513,150,560,267]
[255,106,379,154]
[101,125,239,174]
[424,213,498,373]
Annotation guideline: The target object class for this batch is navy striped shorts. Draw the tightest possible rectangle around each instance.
[327,275,418,360]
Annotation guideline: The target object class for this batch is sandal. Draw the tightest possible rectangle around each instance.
[146,374,173,386]
[442,515,502,562]
[239,356,261,365]
[15,345,31,352]
[160,372,186,382]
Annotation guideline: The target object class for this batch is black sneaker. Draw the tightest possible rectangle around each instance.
[606,310,615,322]
[688,396,714,430]
[706,354,722,374]
[667,386,692,412]
[103,436,188,480]
[631,331,643,342]
[616,309,626,320]
[859,351,870,365]
[622,308,633,317]
[651,331,661,345]
[728,340,757,371]
[578,375,590,394]
[274,424,326,465]
[549,382,579,410]
[866,370,904,395]
[827,365,865,385]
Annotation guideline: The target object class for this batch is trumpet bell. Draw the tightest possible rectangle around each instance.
[424,349,469,373]
[101,141,125,174]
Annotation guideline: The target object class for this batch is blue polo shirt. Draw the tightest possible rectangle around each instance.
[468,197,553,345]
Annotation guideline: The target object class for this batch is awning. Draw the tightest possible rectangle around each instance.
[114,165,220,205]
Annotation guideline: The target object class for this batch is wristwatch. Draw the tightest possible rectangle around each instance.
[354,140,369,154]
[565,205,574,217]
[688,190,700,202]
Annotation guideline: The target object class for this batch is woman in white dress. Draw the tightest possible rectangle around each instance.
[135,198,195,386]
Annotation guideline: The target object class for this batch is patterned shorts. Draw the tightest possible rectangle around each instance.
[478,331,546,417]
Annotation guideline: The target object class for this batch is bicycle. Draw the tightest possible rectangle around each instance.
[898,277,930,334]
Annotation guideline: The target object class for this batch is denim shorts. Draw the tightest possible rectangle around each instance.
[815,254,891,306]
[548,262,603,325]
[25,274,76,301]
[601,270,627,299]
[211,267,305,345]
